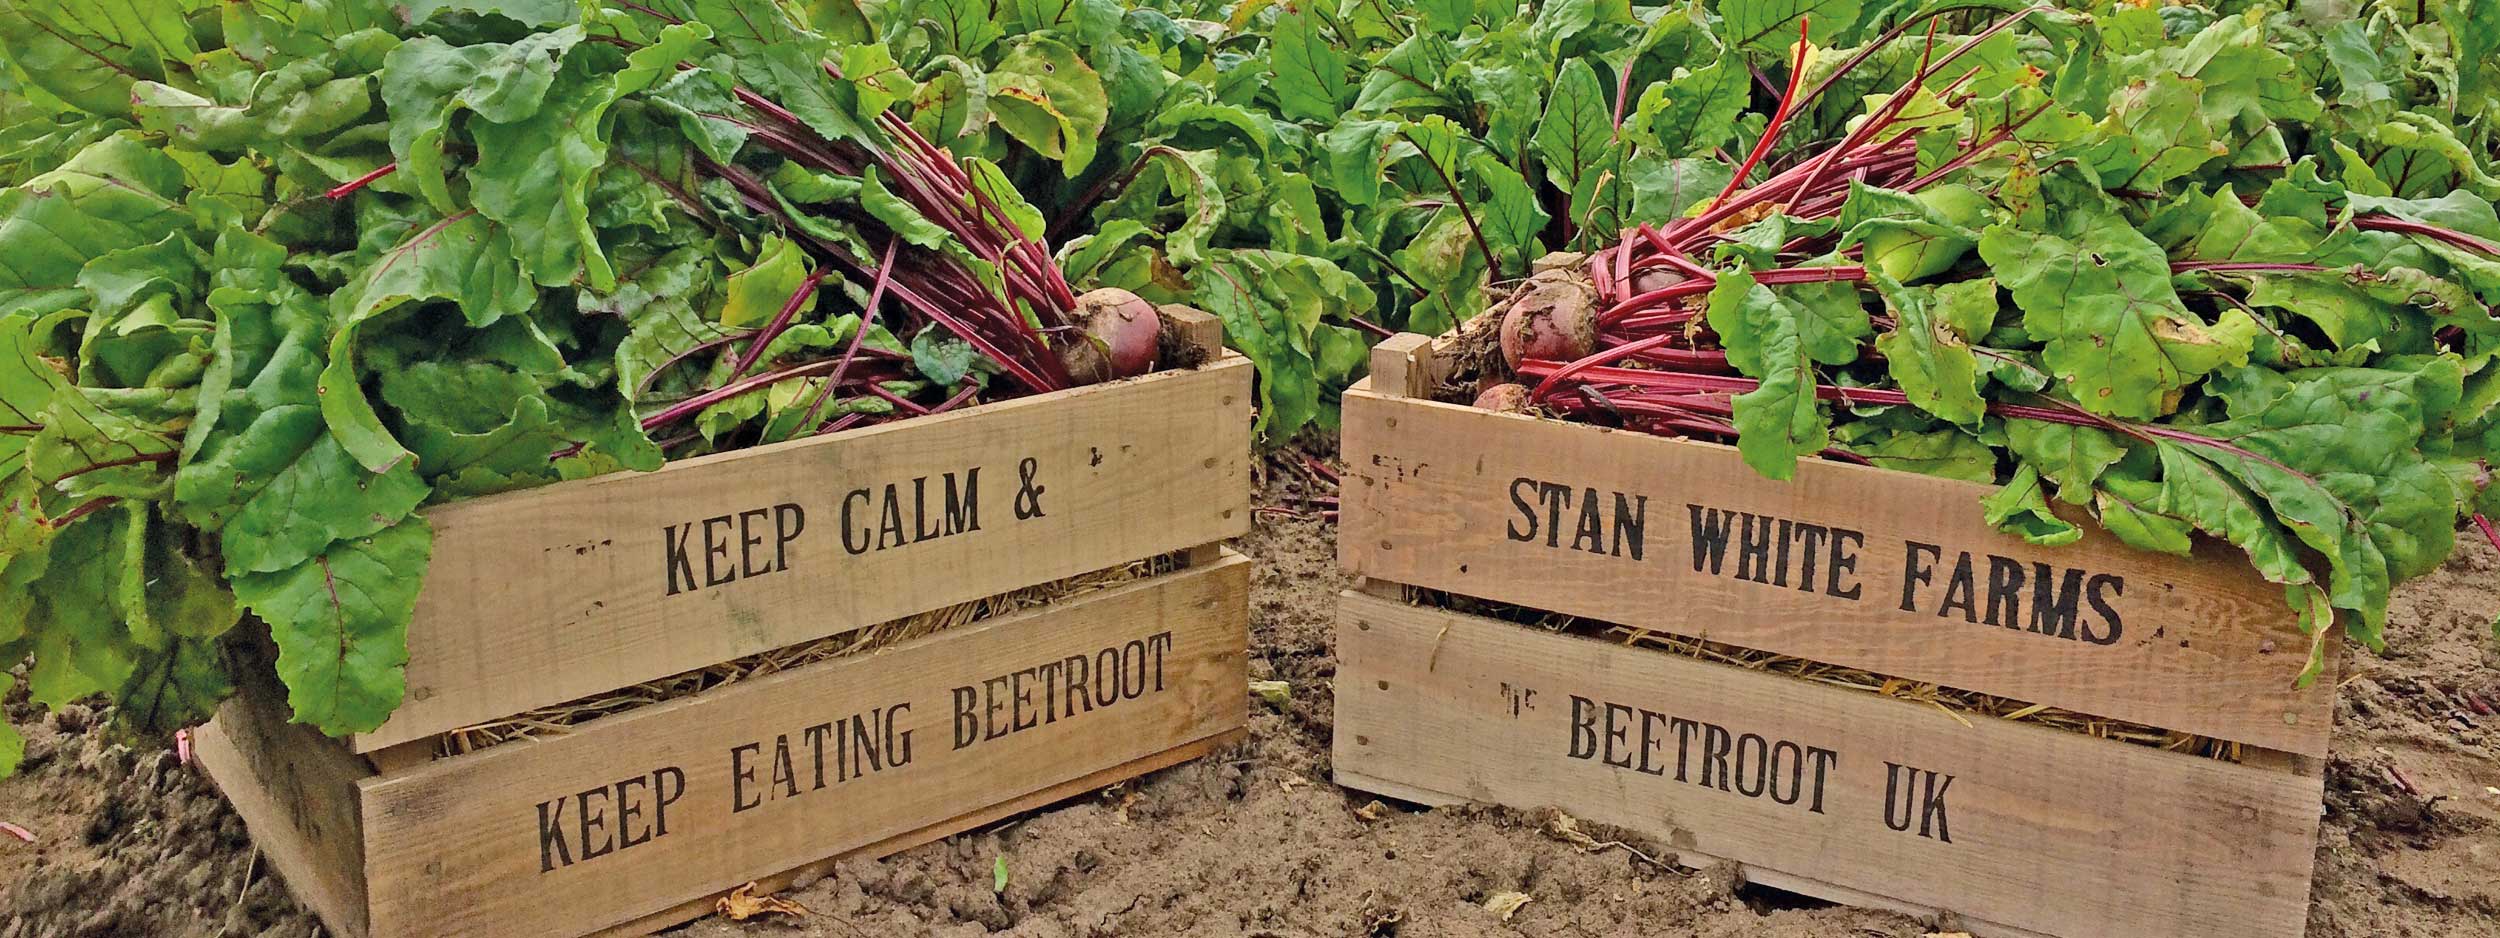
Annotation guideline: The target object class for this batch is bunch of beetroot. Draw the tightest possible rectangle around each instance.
[1458,8,2500,672]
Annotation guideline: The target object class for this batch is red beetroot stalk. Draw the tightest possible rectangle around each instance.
[2356,215,2500,256]
[797,240,902,431]
[326,162,399,199]
[2171,262,2332,274]
[866,382,931,415]
[643,358,855,431]
[727,272,823,379]
[1703,17,1817,216]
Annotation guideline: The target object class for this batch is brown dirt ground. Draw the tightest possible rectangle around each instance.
[3,459,2496,938]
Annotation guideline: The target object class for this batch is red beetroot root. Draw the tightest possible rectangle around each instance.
[1060,287,1162,384]
[1497,268,1601,370]
[1474,383,1533,413]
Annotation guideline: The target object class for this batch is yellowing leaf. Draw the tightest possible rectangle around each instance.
[717,882,809,922]
[1483,891,1533,920]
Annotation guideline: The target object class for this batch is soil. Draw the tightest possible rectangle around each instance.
[3,459,2496,938]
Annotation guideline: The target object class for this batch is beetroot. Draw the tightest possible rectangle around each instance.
[1060,287,1162,384]
[1627,266,1687,295]
[1497,269,1600,369]
[1474,383,1533,414]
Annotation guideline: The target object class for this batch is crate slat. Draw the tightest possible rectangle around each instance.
[362,357,1252,752]
[1339,380,2335,755]
[1333,591,2321,938]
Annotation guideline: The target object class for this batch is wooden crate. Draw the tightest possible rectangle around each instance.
[1333,333,2332,938]
[354,310,1250,753]
[198,551,1250,938]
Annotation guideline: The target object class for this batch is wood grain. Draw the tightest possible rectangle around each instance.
[195,659,376,937]
[1339,380,2337,755]
[1333,593,2322,938]
[351,556,1249,938]
[360,357,1252,752]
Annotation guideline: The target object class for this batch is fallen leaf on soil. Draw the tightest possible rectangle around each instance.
[716,883,807,922]
[1249,679,1291,708]
[1540,810,1676,872]
[1355,800,1390,822]
[1,820,34,843]
[1483,891,1533,920]
[1543,811,1598,848]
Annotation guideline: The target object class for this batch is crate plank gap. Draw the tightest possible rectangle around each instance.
[1334,331,2332,938]
[197,309,1254,938]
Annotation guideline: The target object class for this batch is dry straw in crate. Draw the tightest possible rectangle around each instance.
[433,552,1186,757]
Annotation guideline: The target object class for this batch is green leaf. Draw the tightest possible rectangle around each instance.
[115,526,239,735]
[1187,250,1374,442]
[321,211,537,473]
[469,23,709,291]
[401,0,582,26]
[1627,54,1746,156]
[1981,465,2083,546]
[862,168,954,250]
[910,326,983,387]
[1719,0,1859,53]
[1120,148,1227,268]
[1535,59,1617,234]
[178,272,428,572]
[1466,150,1550,276]
[1354,32,1457,113]
[964,157,1045,242]
[383,361,653,497]
[1872,276,1990,427]
[0,135,191,317]
[20,503,145,708]
[2072,72,2220,191]
[1977,216,2251,419]
[1270,5,1352,123]
[232,516,433,736]
[131,63,376,154]
[584,247,722,398]
[218,434,430,575]
[720,236,815,329]
[1624,155,1733,222]
[2320,21,2398,124]
[0,0,210,117]
[989,36,1109,176]
[907,0,1002,58]
[381,28,588,213]
[1856,428,1996,483]
[2004,420,2127,505]
[1707,271,1829,479]
[1837,182,1984,283]
[1316,119,1400,207]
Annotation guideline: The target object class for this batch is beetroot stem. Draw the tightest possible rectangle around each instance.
[1705,17,1816,216]
[325,162,398,200]
[727,271,824,380]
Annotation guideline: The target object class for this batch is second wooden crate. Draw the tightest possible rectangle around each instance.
[1333,333,2332,938]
